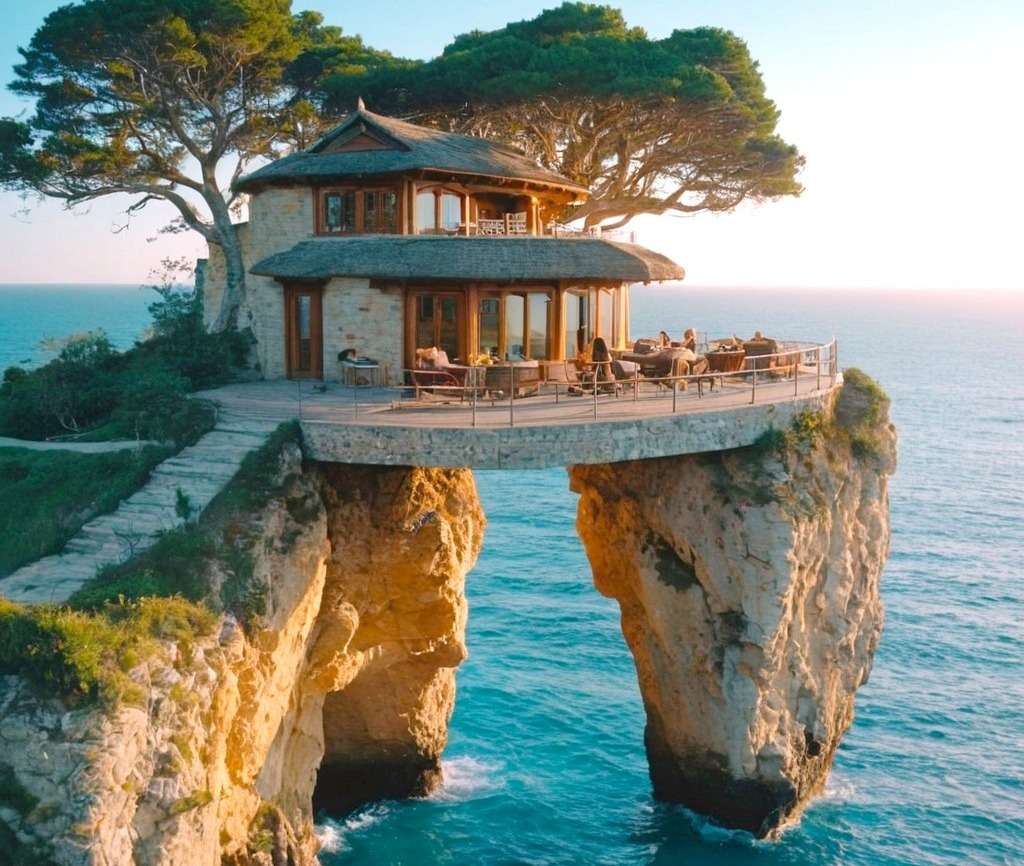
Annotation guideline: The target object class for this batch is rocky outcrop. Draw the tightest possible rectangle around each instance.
[313,465,483,813]
[0,447,483,865]
[570,380,897,837]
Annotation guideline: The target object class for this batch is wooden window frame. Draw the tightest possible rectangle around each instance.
[316,184,400,235]
[478,287,554,361]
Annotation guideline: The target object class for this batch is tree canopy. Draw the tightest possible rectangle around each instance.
[323,2,803,228]
[0,0,394,328]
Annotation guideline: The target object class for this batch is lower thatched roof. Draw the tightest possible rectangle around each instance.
[250,236,684,283]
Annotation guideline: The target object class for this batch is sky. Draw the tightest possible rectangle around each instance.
[0,0,1021,290]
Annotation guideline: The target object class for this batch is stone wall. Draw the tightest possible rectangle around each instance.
[322,278,404,384]
[201,187,405,384]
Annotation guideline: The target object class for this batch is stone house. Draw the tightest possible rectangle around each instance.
[201,102,683,383]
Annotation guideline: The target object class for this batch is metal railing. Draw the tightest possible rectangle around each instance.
[294,339,839,429]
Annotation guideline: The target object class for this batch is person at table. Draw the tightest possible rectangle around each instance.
[681,328,698,352]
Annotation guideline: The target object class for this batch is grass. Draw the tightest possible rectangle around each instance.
[69,422,302,626]
[0,596,216,708]
[834,367,891,457]
[0,423,299,711]
[0,445,173,578]
[749,368,890,461]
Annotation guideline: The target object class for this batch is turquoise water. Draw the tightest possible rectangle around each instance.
[2,284,1022,866]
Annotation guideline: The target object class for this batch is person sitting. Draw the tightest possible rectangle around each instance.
[743,331,780,371]
[656,330,672,348]
[588,337,619,393]
[681,328,698,352]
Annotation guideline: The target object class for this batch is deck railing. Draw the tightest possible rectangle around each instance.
[296,339,838,429]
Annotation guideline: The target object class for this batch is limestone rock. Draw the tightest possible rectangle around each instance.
[570,385,897,837]
[0,448,484,865]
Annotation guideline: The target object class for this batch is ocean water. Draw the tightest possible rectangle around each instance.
[2,283,1022,866]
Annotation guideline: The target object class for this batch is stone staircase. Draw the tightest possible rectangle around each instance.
[0,414,280,604]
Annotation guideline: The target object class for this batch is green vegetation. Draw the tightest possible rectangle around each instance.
[0,596,216,708]
[0,423,302,711]
[750,368,890,460]
[0,280,242,444]
[70,423,302,627]
[170,789,213,815]
[324,2,802,229]
[0,0,392,327]
[0,445,172,577]
[834,368,891,457]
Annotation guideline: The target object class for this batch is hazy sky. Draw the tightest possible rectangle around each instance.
[0,0,1021,289]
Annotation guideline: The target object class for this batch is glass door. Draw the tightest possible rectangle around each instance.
[414,293,462,362]
[285,284,323,378]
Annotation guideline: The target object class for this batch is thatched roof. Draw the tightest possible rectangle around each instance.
[236,107,586,194]
[250,236,684,283]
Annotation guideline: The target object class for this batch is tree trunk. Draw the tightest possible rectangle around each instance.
[206,188,246,333]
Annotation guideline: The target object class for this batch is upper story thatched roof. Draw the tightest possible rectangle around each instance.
[236,105,587,195]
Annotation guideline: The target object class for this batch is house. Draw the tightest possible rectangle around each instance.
[201,101,684,383]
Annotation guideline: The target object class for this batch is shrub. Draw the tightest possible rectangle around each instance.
[0,273,247,443]
[0,596,216,707]
[835,368,891,457]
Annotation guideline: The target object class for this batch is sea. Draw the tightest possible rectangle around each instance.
[1,283,1022,866]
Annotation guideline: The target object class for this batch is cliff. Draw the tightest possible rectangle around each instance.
[0,439,484,866]
[570,371,896,837]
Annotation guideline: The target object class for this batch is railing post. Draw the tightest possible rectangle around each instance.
[751,366,757,404]
[634,368,639,402]
[816,347,821,391]
[672,376,678,413]
[593,367,599,419]
[509,366,515,427]
[472,370,477,428]
[794,356,799,397]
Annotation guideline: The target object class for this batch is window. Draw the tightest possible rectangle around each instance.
[505,294,525,360]
[320,188,396,234]
[528,293,550,359]
[479,298,500,358]
[564,291,591,359]
[416,187,464,234]
[323,191,355,233]
[416,191,437,233]
[441,193,462,232]
[598,289,615,342]
[363,190,397,233]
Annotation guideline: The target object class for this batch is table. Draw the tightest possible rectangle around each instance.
[341,362,382,387]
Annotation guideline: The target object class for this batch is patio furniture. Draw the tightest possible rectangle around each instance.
[340,359,382,387]
[543,360,585,395]
[706,348,745,373]
[478,218,506,235]
[410,368,465,401]
[506,212,528,234]
[484,361,540,398]
[743,338,779,371]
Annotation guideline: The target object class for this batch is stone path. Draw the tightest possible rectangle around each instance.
[0,436,162,453]
[0,414,280,604]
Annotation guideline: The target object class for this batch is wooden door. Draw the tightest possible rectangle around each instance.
[284,284,323,379]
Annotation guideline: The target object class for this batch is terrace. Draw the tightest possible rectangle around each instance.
[201,338,840,469]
